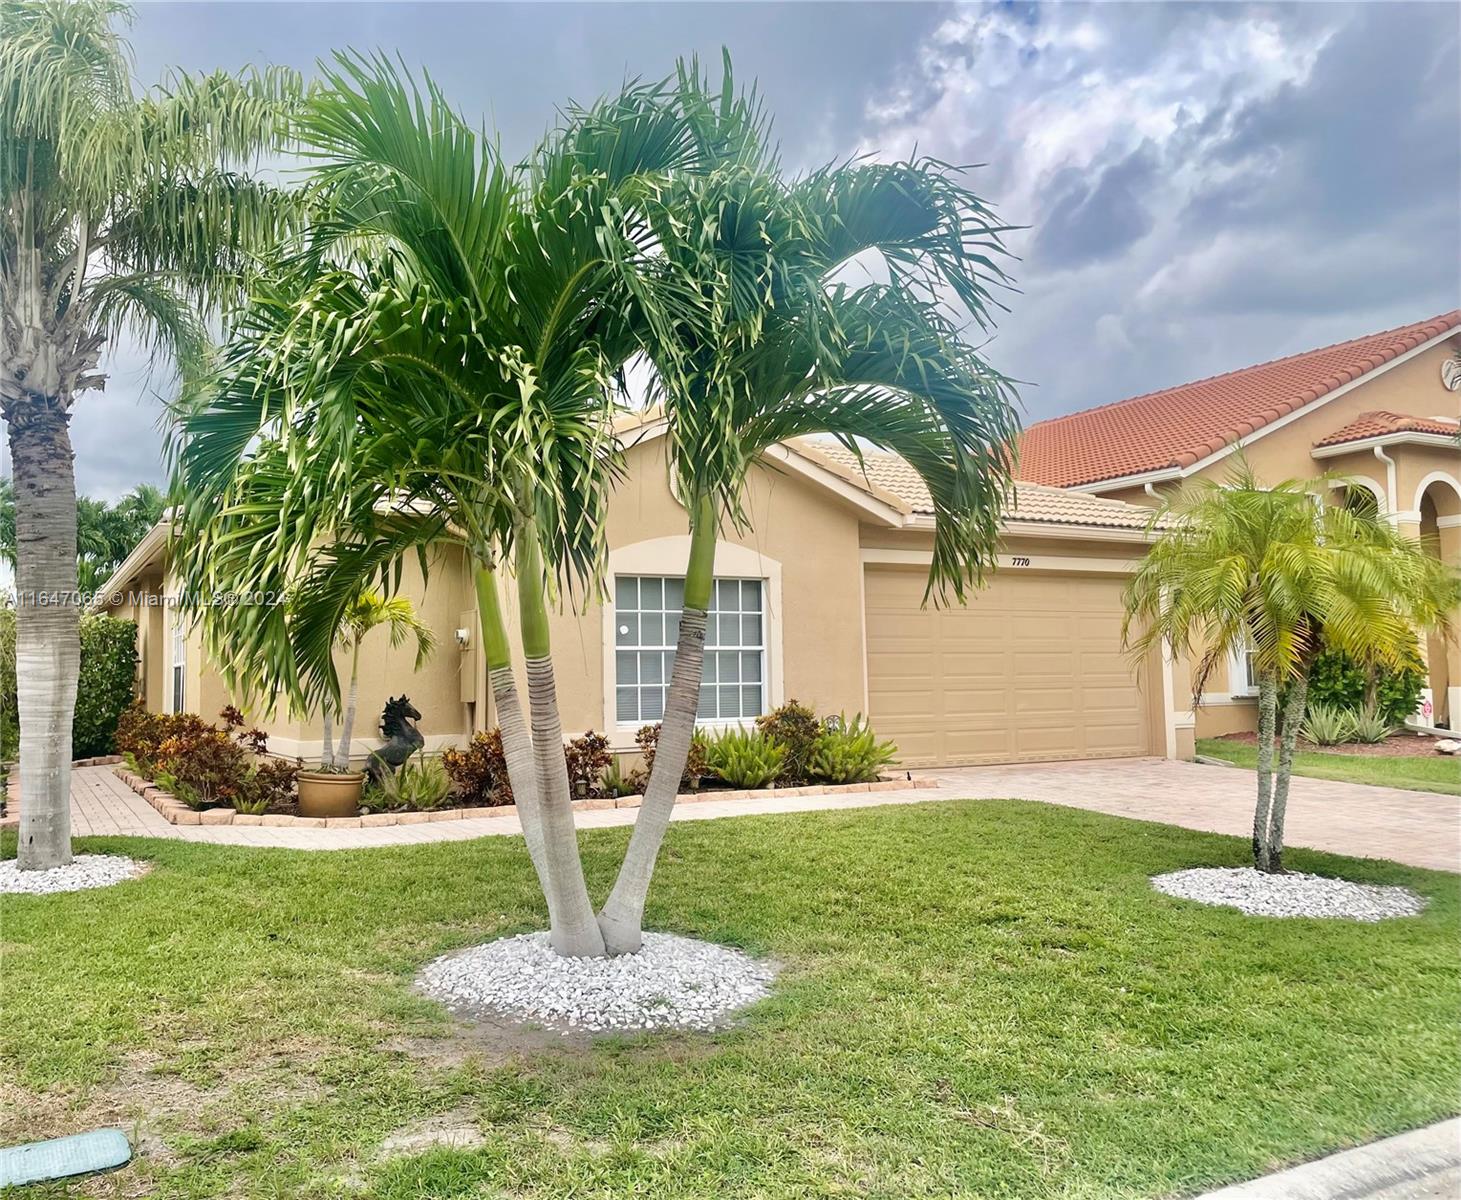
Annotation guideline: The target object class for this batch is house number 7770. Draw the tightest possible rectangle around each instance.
[1010,556,1031,567]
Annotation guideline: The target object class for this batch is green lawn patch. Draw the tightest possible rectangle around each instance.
[1198,738,1461,796]
[3,800,1458,1198]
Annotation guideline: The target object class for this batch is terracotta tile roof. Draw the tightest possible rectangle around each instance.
[1313,410,1460,448]
[796,441,1159,531]
[1018,311,1461,488]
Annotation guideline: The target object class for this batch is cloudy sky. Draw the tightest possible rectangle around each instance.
[31,0,1461,499]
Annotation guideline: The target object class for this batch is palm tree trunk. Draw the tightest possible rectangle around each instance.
[321,706,335,769]
[473,562,550,897]
[1252,672,1278,871]
[514,529,605,957]
[336,642,360,767]
[598,494,717,954]
[1264,672,1308,875]
[8,399,79,870]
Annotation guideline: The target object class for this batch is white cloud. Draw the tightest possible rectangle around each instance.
[849,2,1456,420]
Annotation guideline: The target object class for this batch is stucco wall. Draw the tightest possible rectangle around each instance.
[104,438,1185,763]
[107,546,476,766]
[492,435,869,749]
[1104,335,1461,726]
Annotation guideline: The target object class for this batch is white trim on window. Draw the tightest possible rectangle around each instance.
[601,537,784,745]
[170,614,187,713]
[1228,638,1259,699]
[1329,475,1388,518]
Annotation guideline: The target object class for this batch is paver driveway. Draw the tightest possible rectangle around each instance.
[925,757,1460,872]
[12,759,1459,870]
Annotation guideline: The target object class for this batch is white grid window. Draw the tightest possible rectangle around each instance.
[615,576,764,725]
[170,618,187,713]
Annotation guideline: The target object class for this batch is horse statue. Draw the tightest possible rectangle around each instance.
[367,695,425,784]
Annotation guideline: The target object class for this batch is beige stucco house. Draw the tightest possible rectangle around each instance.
[99,310,1459,768]
[1021,310,1461,733]
[98,420,1186,770]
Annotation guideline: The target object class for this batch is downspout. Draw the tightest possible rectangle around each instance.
[1373,444,1398,525]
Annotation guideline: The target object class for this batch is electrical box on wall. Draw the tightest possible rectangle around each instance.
[458,609,479,704]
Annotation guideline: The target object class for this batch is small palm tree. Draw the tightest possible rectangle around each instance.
[1124,465,1460,872]
[326,590,434,770]
[1,0,300,869]
[594,60,1021,953]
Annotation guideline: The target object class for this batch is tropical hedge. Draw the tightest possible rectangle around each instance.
[0,610,138,760]
[1303,646,1426,726]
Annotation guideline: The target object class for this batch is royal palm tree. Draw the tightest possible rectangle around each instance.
[0,0,301,868]
[0,480,164,592]
[594,63,1021,953]
[170,55,705,955]
[1124,466,1460,873]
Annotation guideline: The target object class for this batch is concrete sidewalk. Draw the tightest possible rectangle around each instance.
[1194,1118,1460,1199]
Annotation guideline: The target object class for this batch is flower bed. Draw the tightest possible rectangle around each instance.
[112,764,936,828]
[110,699,930,828]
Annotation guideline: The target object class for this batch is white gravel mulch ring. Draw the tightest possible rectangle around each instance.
[1152,866,1426,922]
[418,931,779,1034]
[0,853,146,895]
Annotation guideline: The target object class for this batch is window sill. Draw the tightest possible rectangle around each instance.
[1197,693,1259,707]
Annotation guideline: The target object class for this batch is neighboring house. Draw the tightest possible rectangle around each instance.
[97,421,1192,769]
[1021,311,1461,732]
[98,310,1459,768]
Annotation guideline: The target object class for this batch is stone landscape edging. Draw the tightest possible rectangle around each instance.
[112,766,939,829]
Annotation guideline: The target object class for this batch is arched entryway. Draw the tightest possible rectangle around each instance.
[1416,473,1461,728]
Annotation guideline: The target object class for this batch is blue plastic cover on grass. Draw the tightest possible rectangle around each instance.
[0,1129,131,1186]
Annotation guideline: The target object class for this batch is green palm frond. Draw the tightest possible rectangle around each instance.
[620,65,1021,603]
[341,589,435,665]
[169,54,721,707]
[3,0,304,405]
[88,274,210,377]
[1123,462,1461,701]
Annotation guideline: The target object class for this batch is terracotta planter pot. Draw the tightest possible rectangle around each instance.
[296,770,366,818]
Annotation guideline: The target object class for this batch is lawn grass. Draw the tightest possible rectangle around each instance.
[1198,737,1461,796]
[3,800,1458,1199]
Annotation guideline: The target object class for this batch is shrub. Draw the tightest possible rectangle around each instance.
[1350,704,1396,745]
[634,723,662,774]
[755,699,822,784]
[120,704,291,812]
[809,714,898,784]
[565,730,612,796]
[704,727,786,789]
[634,723,711,790]
[1374,653,1425,726]
[75,615,138,757]
[441,729,512,806]
[443,728,625,806]
[686,730,710,786]
[1301,702,1358,747]
[0,610,140,758]
[1305,647,1424,727]
[367,754,452,811]
[601,757,636,798]
[115,703,212,776]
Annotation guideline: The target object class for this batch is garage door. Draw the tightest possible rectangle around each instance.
[864,566,1152,767]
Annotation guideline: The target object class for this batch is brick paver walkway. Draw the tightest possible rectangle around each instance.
[18,760,1460,871]
[926,758,1460,872]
